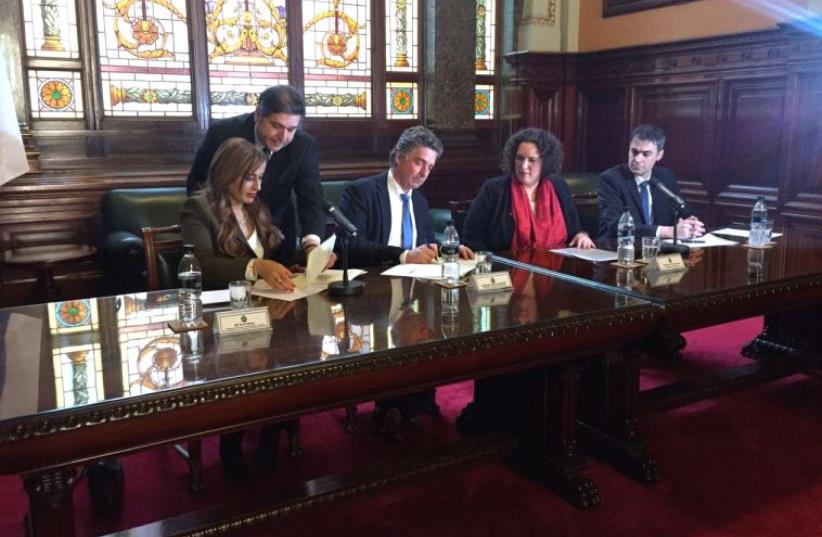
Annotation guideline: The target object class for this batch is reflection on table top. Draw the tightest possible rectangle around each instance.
[502,227,822,303]
[0,270,655,424]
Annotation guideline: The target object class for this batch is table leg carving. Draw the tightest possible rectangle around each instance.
[23,467,77,537]
[459,363,600,508]
[580,350,660,484]
[743,308,822,365]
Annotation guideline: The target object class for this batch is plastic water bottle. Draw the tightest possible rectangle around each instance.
[617,208,635,265]
[750,196,768,247]
[177,244,202,326]
[440,220,460,284]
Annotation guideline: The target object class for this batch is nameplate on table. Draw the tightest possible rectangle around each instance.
[214,307,271,335]
[648,253,686,272]
[468,271,513,292]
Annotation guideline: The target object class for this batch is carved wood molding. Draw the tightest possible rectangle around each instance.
[0,307,658,445]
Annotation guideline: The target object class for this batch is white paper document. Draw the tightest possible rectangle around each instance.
[550,248,619,262]
[380,259,476,280]
[662,233,740,248]
[252,269,366,301]
[711,228,783,239]
[305,234,336,285]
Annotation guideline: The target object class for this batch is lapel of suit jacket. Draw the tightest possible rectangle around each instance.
[621,165,644,218]
[376,173,392,244]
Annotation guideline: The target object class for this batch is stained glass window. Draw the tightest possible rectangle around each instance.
[21,0,81,59]
[205,0,291,118]
[385,0,417,72]
[386,82,417,119]
[52,343,104,408]
[95,0,193,116]
[303,0,371,118]
[474,84,494,120]
[475,0,495,76]
[28,70,85,120]
[48,299,98,333]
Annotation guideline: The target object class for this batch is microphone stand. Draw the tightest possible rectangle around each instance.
[329,229,364,297]
[660,204,690,257]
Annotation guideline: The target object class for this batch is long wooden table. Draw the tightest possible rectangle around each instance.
[0,270,659,537]
[495,227,822,480]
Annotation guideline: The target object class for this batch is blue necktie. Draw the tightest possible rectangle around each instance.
[400,193,413,250]
[639,181,652,225]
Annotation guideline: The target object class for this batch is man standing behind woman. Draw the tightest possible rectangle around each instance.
[463,128,595,252]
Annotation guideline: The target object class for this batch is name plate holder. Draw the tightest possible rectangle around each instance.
[648,253,687,272]
[468,271,513,293]
[214,307,271,335]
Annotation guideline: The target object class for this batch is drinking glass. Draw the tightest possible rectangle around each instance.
[229,280,252,309]
[641,237,659,261]
[475,251,492,274]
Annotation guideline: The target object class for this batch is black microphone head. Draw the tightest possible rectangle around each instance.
[322,201,334,213]
[648,176,659,186]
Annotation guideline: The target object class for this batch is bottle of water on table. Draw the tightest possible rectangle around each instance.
[617,207,635,265]
[177,244,202,326]
[750,196,768,247]
[440,220,460,284]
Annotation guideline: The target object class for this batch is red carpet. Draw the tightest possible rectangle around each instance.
[3,317,822,537]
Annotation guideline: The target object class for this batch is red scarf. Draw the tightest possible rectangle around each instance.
[510,177,568,250]
[510,248,565,298]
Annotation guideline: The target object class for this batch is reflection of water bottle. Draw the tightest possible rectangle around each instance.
[617,208,635,264]
[747,248,764,284]
[750,196,768,246]
[441,220,460,284]
[178,244,203,326]
[441,287,460,337]
[614,268,635,308]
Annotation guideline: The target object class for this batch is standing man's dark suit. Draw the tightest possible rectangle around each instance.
[597,164,695,241]
[339,172,435,267]
[186,113,324,266]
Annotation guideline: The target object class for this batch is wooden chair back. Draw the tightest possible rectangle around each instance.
[141,225,183,291]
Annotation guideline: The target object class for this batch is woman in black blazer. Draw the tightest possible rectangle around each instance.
[463,128,594,252]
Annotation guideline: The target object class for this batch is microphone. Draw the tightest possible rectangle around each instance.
[649,177,686,210]
[323,202,358,237]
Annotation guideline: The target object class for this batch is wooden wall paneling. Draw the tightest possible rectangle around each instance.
[630,80,716,213]
[576,86,628,173]
[713,76,788,225]
[781,70,822,228]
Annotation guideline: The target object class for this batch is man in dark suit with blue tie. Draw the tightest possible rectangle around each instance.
[596,124,705,242]
[186,85,325,266]
[339,125,472,267]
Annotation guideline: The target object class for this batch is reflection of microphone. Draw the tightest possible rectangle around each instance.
[323,202,358,237]
[649,177,686,210]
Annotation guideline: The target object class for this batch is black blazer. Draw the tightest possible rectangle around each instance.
[462,174,584,253]
[186,113,324,265]
[338,172,435,267]
[596,164,695,241]
[180,194,285,290]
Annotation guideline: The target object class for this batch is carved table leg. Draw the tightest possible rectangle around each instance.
[743,308,822,365]
[23,467,77,537]
[459,364,600,508]
[579,349,661,484]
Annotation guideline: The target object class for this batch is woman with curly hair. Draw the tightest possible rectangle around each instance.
[462,128,594,252]
[180,136,297,291]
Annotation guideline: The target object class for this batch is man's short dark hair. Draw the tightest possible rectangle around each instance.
[257,85,306,117]
[500,128,563,176]
[630,124,666,151]
[389,126,444,168]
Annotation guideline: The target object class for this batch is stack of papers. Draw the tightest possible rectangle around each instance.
[253,269,366,301]
[380,259,476,279]
[712,228,783,239]
[550,248,619,262]
[662,233,739,248]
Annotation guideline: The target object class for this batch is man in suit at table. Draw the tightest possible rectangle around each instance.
[339,125,473,267]
[186,85,325,266]
[338,126,472,441]
[596,124,706,243]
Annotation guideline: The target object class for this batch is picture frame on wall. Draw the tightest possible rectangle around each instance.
[604,0,700,18]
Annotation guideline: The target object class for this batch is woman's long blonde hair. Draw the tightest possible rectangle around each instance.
[205,137,281,257]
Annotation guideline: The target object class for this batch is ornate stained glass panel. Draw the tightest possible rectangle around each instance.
[386,82,417,119]
[475,0,496,76]
[205,0,291,118]
[474,84,493,120]
[385,0,418,72]
[302,0,371,117]
[21,0,80,59]
[28,70,85,119]
[95,0,193,116]
[52,343,104,408]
